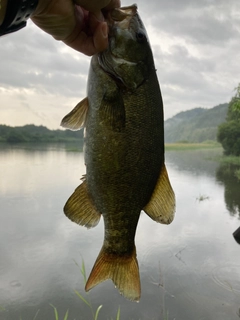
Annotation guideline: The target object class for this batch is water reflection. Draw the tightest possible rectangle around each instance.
[233,227,240,244]
[216,163,240,219]
[0,146,239,320]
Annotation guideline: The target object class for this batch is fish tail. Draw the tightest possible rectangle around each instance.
[85,245,140,301]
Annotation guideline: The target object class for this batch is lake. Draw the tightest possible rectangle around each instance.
[0,145,239,320]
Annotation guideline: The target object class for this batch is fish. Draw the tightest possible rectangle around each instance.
[61,4,175,302]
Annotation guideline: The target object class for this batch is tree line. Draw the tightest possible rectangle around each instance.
[217,83,240,156]
[0,124,83,143]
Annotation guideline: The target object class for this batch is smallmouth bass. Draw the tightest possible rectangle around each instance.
[61,4,175,302]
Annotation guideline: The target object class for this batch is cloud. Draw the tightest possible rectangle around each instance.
[0,0,240,128]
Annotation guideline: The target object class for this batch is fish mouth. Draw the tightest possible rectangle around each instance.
[104,4,138,63]
[99,4,139,76]
[107,4,138,29]
[99,4,146,89]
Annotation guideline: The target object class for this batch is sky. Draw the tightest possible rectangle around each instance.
[0,0,240,129]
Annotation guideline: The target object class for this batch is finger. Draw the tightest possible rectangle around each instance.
[91,10,105,22]
[104,0,121,10]
[74,0,111,12]
[93,22,108,52]
[63,22,108,56]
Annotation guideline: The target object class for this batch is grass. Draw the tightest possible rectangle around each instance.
[48,258,120,320]
[18,309,40,320]
[50,305,69,320]
[212,154,240,180]
[217,155,240,166]
[165,141,221,151]
[64,146,83,152]
[3,256,171,320]
[68,259,120,320]
[73,259,104,320]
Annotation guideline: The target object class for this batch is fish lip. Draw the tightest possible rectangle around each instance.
[107,4,138,29]
[105,4,139,64]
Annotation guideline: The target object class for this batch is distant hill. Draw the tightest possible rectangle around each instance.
[0,124,83,143]
[0,103,229,144]
[164,103,228,143]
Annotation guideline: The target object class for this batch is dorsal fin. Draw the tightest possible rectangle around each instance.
[61,97,89,131]
[144,164,175,224]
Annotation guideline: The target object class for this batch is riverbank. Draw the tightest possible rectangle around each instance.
[165,141,221,151]
[165,142,240,180]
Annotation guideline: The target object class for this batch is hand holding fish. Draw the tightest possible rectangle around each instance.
[31,0,121,55]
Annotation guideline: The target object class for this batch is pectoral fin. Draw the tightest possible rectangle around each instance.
[144,164,175,224]
[100,91,125,132]
[61,97,89,131]
[64,181,101,229]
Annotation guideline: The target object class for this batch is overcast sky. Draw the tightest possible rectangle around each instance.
[0,0,239,129]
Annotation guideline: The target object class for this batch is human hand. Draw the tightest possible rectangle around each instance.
[31,0,121,56]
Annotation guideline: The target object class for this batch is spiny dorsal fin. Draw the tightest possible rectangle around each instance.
[85,246,140,302]
[61,97,89,131]
[144,164,175,224]
[64,181,101,229]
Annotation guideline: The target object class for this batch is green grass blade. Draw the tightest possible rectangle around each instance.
[73,259,80,269]
[50,304,59,320]
[63,309,69,320]
[94,305,102,320]
[74,290,91,307]
[81,259,87,284]
[116,307,120,320]
[33,309,40,320]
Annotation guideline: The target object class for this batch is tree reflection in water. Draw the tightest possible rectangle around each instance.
[216,163,240,219]
[233,227,240,244]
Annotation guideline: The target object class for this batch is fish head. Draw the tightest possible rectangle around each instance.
[99,4,154,90]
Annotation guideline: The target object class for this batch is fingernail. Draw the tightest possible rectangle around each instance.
[102,22,108,38]
[93,11,104,22]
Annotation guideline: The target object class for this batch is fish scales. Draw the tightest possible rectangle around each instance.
[86,56,164,252]
[61,4,175,301]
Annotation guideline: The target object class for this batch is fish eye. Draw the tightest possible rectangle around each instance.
[136,31,146,42]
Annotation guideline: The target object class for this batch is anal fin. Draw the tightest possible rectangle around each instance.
[85,246,140,302]
[144,164,175,224]
[64,181,101,229]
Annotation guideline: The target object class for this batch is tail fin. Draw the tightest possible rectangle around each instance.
[85,246,141,301]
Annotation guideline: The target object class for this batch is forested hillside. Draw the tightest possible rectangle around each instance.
[164,103,228,143]
[0,124,83,143]
[0,103,228,144]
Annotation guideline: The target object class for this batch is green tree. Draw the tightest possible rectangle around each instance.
[227,83,240,121]
[6,131,27,143]
[218,83,240,155]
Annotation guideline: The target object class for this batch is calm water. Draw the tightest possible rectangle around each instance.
[0,145,239,320]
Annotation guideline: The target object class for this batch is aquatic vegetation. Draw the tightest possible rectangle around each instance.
[196,194,210,201]
[74,259,121,320]
[165,142,221,151]
[215,155,240,182]
[50,304,69,320]
[235,169,240,180]
[218,155,240,166]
